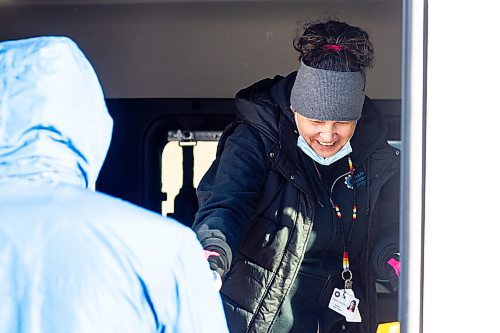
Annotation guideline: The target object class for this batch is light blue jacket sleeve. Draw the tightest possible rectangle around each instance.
[169,232,229,333]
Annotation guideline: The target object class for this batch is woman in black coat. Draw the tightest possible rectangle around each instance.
[193,19,400,333]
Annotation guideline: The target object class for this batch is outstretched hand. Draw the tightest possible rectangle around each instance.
[204,250,223,291]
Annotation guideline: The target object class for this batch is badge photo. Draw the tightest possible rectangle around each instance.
[328,288,360,320]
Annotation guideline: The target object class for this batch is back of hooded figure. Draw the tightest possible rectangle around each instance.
[0,37,229,333]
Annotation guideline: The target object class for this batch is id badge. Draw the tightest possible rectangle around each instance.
[328,288,360,320]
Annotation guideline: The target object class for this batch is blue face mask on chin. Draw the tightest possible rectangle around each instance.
[297,135,352,166]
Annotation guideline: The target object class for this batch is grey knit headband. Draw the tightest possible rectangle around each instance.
[290,61,365,121]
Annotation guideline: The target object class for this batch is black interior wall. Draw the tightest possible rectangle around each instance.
[97,98,401,214]
[97,98,235,212]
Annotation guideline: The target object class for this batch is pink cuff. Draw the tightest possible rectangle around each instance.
[388,258,400,278]
[203,250,221,260]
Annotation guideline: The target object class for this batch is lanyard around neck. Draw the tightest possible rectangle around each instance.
[314,156,357,281]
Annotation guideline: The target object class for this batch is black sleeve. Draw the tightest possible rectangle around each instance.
[370,161,400,289]
[192,123,268,276]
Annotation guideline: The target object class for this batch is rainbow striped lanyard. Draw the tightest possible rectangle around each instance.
[315,156,357,290]
[336,157,357,289]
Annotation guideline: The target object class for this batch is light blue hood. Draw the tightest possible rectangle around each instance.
[0,36,112,188]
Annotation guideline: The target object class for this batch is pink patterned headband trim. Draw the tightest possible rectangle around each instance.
[323,44,344,52]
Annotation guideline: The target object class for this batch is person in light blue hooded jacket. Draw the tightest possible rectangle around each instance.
[0,36,229,333]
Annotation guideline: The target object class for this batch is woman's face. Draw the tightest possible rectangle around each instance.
[294,110,357,158]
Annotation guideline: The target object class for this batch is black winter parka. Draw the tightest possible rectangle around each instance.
[193,72,400,333]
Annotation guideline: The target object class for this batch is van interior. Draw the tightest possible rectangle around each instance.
[1,0,402,326]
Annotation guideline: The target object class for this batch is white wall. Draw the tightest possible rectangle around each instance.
[0,0,401,99]
[423,0,500,331]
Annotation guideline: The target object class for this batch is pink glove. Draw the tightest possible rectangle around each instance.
[388,258,400,278]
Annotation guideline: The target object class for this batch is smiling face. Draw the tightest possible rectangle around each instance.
[294,110,357,158]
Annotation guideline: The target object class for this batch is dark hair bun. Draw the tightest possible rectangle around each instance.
[293,19,374,72]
